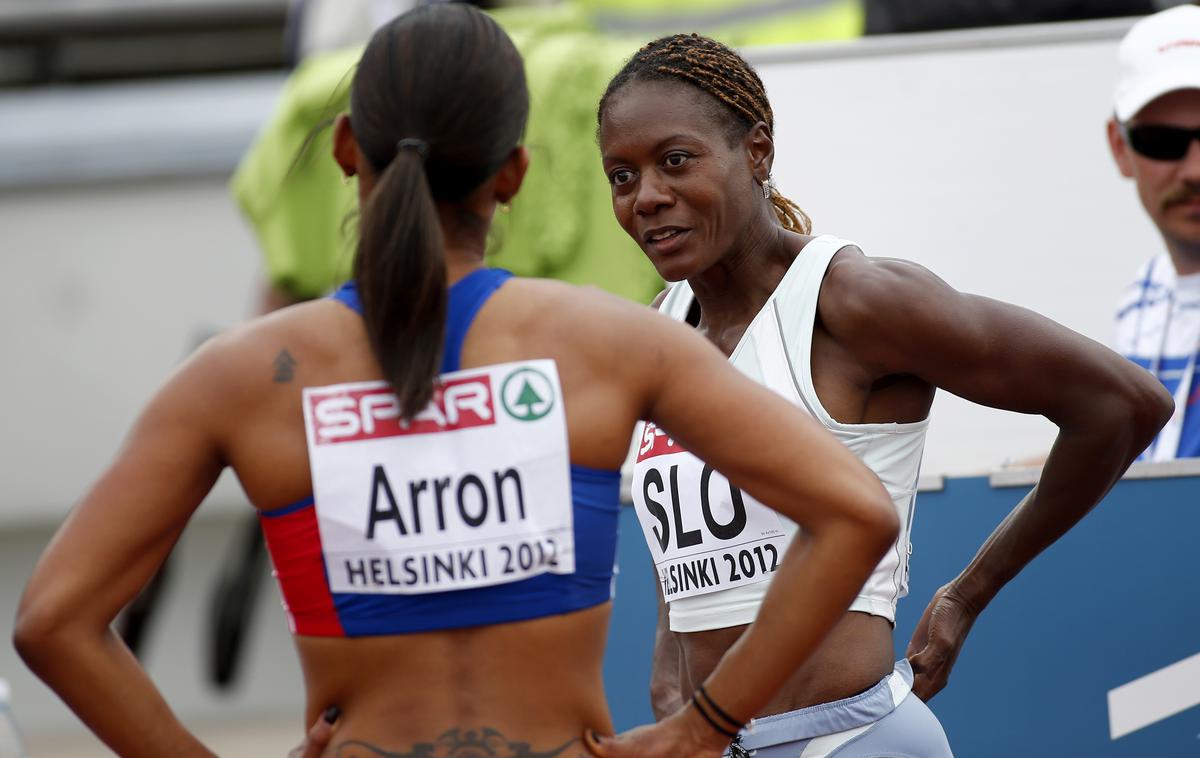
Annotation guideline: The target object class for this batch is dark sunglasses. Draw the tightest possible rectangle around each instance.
[1121,123,1200,161]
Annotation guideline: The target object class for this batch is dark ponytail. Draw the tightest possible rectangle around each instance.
[355,145,445,419]
[349,4,528,418]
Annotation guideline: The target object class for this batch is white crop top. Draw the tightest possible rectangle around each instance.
[631,235,929,633]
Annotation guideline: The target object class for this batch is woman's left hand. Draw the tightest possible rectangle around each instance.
[905,583,979,701]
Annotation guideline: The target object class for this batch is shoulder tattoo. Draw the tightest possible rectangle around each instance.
[273,348,297,383]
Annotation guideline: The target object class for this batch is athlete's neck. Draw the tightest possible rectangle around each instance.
[438,201,490,286]
[439,196,494,289]
[687,223,797,334]
[445,254,487,287]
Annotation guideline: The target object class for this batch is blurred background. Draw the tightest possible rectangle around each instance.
[1,0,1198,756]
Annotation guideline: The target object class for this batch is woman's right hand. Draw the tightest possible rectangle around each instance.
[583,705,730,758]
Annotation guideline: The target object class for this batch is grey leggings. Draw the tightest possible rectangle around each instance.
[745,693,953,758]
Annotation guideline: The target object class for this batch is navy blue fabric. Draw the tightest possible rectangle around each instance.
[261,495,314,519]
[330,279,362,313]
[440,268,513,373]
[330,267,514,374]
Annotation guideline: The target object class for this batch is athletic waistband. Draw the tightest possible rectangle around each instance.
[739,659,914,749]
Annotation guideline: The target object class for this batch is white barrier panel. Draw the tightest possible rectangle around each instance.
[1108,652,1200,740]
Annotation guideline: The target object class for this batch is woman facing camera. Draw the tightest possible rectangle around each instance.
[597,33,1171,757]
[14,8,898,758]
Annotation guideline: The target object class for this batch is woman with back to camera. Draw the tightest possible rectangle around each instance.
[595,34,1172,757]
[13,7,899,758]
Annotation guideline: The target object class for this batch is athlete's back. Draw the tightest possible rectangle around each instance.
[219,274,642,746]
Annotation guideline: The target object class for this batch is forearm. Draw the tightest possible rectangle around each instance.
[649,585,684,720]
[694,520,890,721]
[17,625,215,758]
[952,401,1161,612]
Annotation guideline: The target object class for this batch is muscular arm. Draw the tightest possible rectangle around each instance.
[12,340,242,757]
[820,253,1174,698]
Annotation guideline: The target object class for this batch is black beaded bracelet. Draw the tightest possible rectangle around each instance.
[691,695,741,739]
[696,684,746,732]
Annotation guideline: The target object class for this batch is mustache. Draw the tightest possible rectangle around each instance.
[1162,184,1200,211]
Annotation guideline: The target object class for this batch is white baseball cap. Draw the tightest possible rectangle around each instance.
[1114,5,1200,122]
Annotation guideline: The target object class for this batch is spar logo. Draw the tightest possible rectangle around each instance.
[500,367,554,421]
[308,374,495,444]
[636,422,685,462]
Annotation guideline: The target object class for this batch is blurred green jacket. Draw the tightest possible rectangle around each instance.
[231,1,860,302]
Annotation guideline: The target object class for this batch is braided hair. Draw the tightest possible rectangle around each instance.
[598,33,811,234]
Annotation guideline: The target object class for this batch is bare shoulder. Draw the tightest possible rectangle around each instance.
[503,277,671,331]
[198,300,339,366]
[497,277,708,372]
[170,300,357,410]
[819,248,954,338]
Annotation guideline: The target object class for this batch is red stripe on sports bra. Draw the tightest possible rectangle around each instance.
[259,500,344,636]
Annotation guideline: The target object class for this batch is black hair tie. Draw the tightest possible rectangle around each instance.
[396,138,429,161]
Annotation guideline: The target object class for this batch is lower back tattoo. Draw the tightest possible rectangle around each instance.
[333,728,580,758]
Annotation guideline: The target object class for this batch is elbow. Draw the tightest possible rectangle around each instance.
[1066,369,1175,453]
[1123,374,1175,447]
[12,613,44,670]
[13,608,51,669]
[853,487,901,562]
[13,597,73,672]
[1146,383,1175,437]
[873,494,902,557]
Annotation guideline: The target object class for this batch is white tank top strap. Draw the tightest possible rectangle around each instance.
[769,235,856,426]
[773,234,854,306]
[657,278,695,322]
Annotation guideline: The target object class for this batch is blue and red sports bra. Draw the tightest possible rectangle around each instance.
[260,269,620,636]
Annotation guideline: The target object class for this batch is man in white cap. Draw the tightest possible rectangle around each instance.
[1109,4,1200,461]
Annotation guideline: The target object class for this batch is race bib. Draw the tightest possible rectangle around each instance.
[631,422,790,602]
[303,360,574,595]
